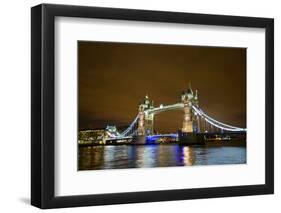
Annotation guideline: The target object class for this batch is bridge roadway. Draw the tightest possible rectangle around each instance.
[106,133,178,141]
[106,132,245,142]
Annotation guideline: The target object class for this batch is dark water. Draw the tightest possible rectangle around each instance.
[79,145,246,170]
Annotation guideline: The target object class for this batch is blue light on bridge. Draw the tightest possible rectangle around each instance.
[146,134,178,144]
[146,136,157,144]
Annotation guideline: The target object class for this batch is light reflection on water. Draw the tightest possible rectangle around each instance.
[78,145,246,170]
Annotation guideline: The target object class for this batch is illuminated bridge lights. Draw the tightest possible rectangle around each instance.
[105,99,246,141]
[191,105,246,132]
[145,134,179,144]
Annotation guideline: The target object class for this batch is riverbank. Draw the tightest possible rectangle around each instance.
[78,139,246,147]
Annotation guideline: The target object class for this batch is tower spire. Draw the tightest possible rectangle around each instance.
[187,82,193,95]
[195,89,198,100]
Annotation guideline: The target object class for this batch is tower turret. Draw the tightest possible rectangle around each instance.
[194,90,199,106]
[140,94,153,110]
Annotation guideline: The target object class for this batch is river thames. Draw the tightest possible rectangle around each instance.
[78,144,246,170]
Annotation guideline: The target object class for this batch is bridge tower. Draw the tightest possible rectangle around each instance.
[137,104,146,135]
[137,95,154,136]
[181,84,199,133]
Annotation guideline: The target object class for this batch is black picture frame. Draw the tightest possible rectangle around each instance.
[31,3,274,209]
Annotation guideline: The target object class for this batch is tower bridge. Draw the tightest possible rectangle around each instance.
[105,85,246,144]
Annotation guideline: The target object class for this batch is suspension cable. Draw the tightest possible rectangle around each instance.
[191,105,246,131]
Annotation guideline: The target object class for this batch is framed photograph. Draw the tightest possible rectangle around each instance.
[31,4,274,209]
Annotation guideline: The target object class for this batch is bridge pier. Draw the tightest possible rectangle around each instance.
[132,135,146,144]
[178,131,205,145]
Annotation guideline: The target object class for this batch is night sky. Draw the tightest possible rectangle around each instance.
[78,41,246,132]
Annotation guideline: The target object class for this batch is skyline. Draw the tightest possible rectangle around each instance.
[78,41,246,132]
